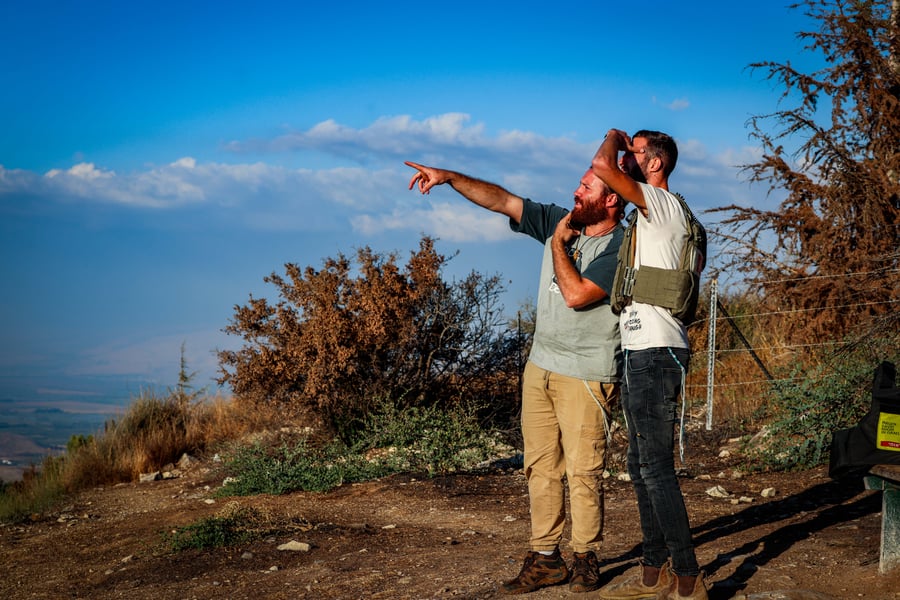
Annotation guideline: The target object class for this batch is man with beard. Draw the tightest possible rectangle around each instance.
[405,160,624,594]
[590,130,708,600]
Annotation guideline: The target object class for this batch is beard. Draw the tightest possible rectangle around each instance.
[570,201,607,226]
[625,161,647,183]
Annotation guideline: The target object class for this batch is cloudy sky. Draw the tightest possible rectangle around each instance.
[1,1,820,390]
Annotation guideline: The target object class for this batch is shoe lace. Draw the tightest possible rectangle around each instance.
[572,553,596,579]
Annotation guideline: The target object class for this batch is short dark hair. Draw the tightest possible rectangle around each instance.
[633,130,678,177]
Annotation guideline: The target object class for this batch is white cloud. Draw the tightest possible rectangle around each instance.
[352,201,517,243]
[0,113,772,236]
[46,162,114,180]
[651,96,691,111]
[666,97,690,111]
[227,113,590,174]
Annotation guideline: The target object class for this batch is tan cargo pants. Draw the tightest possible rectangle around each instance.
[521,360,618,553]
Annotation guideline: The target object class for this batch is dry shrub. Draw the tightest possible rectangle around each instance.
[60,391,276,490]
[710,0,899,343]
[218,236,525,443]
[187,394,282,448]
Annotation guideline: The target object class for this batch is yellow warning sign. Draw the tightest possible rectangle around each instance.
[877,411,900,451]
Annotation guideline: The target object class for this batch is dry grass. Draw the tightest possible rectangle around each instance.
[62,391,282,489]
[684,298,820,431]
[0,390,286,522]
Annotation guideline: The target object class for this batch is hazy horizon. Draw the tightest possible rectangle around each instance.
[0,372,225,481]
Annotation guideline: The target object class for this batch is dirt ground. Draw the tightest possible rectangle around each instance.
[1,434,899,600]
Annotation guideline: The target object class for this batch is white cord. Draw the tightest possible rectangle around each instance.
[582,379,613,448]
[667,348,688,464]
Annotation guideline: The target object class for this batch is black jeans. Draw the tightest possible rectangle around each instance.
[622,347,699,577]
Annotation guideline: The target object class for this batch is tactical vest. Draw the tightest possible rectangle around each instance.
[610,192,707,325]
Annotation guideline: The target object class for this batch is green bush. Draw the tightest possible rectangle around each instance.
[745,341,899,471]
[354,400,497,476]
[218,437,393,495]
[164,506,261,551]
[219,400,502,495]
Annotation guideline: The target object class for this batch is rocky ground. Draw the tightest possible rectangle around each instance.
[1,434,899,600]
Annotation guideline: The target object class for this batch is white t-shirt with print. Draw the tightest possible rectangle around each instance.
[619,183,690,351]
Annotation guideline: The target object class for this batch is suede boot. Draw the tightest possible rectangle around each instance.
[596,560,672,600]
[660,570,708,600]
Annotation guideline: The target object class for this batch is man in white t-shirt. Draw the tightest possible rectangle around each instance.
[590,130,708,600]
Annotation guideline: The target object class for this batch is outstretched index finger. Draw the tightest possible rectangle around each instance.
[404,160,427,191]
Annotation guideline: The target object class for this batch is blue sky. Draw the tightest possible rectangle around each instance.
[1,1,820,391]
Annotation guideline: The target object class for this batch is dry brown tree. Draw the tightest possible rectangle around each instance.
[712,0,900,348]
[217,236,526,441]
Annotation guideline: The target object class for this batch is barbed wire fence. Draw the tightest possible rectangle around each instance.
[691,268,900,430]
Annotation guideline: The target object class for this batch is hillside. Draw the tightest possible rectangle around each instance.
[1,438,899,599]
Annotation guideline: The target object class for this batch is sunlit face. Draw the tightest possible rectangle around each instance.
[571,170,609,225]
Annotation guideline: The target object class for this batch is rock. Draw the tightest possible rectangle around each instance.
[617,472,632,482]
[706,485,732,498]
[177,453,197,469]
[277,540,311,552]
[761,487,777,498]
[139,472,160,483]
[719,449,732,458]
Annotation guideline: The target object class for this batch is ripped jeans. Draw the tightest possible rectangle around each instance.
[622,347,699,577]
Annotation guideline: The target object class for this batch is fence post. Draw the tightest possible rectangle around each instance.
[706,279,718,431]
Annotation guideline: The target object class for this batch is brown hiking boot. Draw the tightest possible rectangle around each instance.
[596,560,672,600]
[501,549,569,595]
[569,550,602,593]
[660,570,708,600]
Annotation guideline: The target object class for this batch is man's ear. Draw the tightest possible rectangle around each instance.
[648,156,664,174]
[605,192,619,207]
